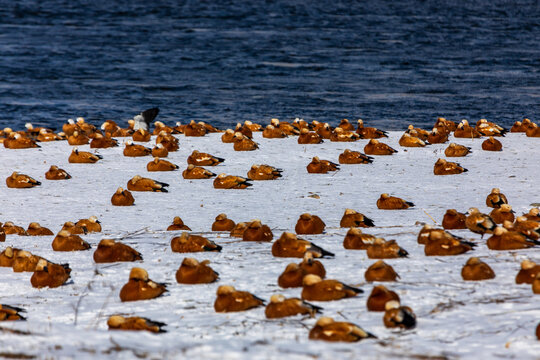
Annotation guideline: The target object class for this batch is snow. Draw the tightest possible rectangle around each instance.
[0,130,539,359]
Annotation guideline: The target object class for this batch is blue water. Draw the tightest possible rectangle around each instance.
[1,0,539,130]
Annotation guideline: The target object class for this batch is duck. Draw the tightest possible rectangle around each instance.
[6,172,41,188]
[2,221,28,235]
[90,133,118,148]
[93,239,142,263]
[233,132,258,151]
[233,123,253,139]
[247,164,282,180]
[461,257,495,281]
[0,247,20,267]
[383,301,416,329]
[151,143,169,158]
[513,216,540,240]
[76,216,102,233]
[211,213,236,232]
[214,285,264,312]
[364,260,400,282]
[184,120,207,137]
[278,263,308,288]
[364,139,397,155]
[61,221,87,235]
[132,128,151,142]
[68,147,103,163]
[300,252,326,279]
[3,133,40,149]
[442,209,467,229]
[166,216,191,231]
[525,123,540,137]
[156,133,179,152]
[510,120,527,133]
[424,235,474,256]
[298,128,324,144]
[277,253,327,288]
[523,208,540,222]
[485,188,508,208]
[338,149,373,164]
[454,120,481,138]
[272,232,334,258]
[398,133,426,147]
[230,222,248,237]
[329,127,361,142]
[270,118,299,136]
[356,119,388,139]
[45,165,71,180]
[265,294,322,319]
[444,143,472,157]
[366,285,400,312]
[100,120,119,134]
[301,274,362,301]
[262,124,287,138]
[187,150,225,166]
[242,220,273,242]
[343,228,377,250]
[0,304,26,321]
[340,209,375,228]
[405,124,430,140]
[75,117,97,135]
[152,121,176,135]
[481,136,503,151]
[490,204,515,224]
[62,118,78,136]
[175,258,219,284]
[433,158,468,175]
[306,157,339,174]
[314,122,333,139]
[123,141,152,157]
[486,227,538,250]
[292,118,311,131]
[366,238,409,259]
[427,127,449,144]
[111,187,135,206]
[337,119,355,131]
[417,225,475,247]
[119,267,167,302]
[12,250,44,272]
[309,317,376,342]
[107,315,166,333]
[244,120,262,132]
[37,128,63,142]
[51,230,91,251]
[213,173,252,189]
[465,208,496,237]
[295,213,326,234]
[26,222,54,236]
[475,118,507,137]
[221,129,236,142]
[127,175,169,192]
[170,232,222,253]
[183,164,216,179]
[67,131,90,146]
[377,193,414,210]
[30,259,71,288]
[515,260,540,284]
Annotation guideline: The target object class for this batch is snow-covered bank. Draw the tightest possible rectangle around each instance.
[0,131,539,359]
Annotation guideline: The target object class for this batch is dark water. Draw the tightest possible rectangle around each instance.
[1,0,539,131]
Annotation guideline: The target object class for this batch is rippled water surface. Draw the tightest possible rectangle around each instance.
[0,0,539,130]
